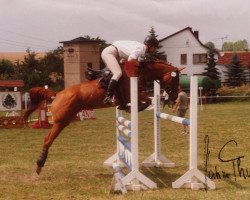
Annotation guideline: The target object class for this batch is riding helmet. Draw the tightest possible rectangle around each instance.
[144,36,159,48]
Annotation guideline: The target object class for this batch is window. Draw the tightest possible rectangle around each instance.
[193,54,207,64]
[181,54,187,65]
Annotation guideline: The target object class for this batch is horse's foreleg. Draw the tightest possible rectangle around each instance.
[36,122,66,174]
[138,92,152,111]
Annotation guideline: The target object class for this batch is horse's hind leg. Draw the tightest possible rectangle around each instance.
[22,105,38,123]
[36,122,66,174]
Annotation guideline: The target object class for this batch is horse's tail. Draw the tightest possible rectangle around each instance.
[23,87,57,122]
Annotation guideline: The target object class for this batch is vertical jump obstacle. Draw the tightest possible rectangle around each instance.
[144,76,215,190]
[142,81,176,168]
[104,77,157,194]
[172,76,215,190]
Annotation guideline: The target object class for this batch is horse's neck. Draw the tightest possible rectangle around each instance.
[142,69,160,82]
[145,63,175,81]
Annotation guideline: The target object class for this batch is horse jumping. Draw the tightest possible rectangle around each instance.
[23,60,183,175]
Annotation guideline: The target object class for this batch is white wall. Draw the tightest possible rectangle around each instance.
[160,29,208,76]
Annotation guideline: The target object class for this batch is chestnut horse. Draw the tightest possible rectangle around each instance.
[24,61,182,174]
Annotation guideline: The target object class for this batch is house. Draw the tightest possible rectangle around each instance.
[217,51,250,83]
[159,27,209,76]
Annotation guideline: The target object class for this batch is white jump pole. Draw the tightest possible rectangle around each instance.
[189,76,198,170]
[172,76,215,190]
[106,77,157,193]
[130,77,139,171]
[142,81,175,167]
[24,92,29,110]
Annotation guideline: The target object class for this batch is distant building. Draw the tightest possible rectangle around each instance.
[159,27,209,76]
[217,51,250,83]
[60,37,101,88]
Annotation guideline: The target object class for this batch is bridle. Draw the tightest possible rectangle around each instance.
[137,61,179,97]
[161,68,180,101]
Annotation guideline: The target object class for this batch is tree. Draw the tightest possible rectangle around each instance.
[16,48,65,91]
[202,49,221,80]
[0,59,15,80]
[205,42,216,51]
[223,54,248,86]
[16,49,48,90]
[222,40,249,51]
[144,27,167,61]
[40,47,64,90]
[222,42,234,51]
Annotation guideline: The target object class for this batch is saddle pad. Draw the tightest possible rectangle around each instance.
[123,61,139,77]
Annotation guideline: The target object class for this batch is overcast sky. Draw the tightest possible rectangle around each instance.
[0,0,249,52]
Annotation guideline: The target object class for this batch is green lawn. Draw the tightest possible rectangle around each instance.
[0,102,249,200]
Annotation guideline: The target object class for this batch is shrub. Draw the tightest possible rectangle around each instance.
[217,85,250,102]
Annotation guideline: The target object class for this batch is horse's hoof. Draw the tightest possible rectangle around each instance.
[117,105,127,111]
[31,172,40,180]
[36,166,42,175]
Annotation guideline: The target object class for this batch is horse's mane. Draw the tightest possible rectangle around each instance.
[138,60,177,81]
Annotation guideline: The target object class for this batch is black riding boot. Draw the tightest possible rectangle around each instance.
[103,79,118,104]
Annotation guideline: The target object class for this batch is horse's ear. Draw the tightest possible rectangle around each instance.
[178,67,185,72]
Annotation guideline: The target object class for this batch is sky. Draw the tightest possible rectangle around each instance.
[0,0,249,52]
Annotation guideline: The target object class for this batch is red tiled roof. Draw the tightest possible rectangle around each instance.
[218,52,250,68]
[0,80,24,87]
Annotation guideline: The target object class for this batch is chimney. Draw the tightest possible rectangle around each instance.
[194,31,199,39]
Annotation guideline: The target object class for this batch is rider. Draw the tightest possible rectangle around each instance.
[101,36,159,104]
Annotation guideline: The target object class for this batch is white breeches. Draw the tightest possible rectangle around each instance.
[101,45,122,81]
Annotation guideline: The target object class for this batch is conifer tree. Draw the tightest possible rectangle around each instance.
[202,49,221,80]
[144,27,167,61]
[224,54,248,86]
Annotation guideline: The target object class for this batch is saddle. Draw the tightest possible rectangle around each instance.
[85,67,131,111]
[85,64,141,112]
[85,61,140,89]
[85,67,113,89]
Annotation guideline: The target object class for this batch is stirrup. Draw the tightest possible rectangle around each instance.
[103,96,114,104]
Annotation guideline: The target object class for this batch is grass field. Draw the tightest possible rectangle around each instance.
[0,102,249,200]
